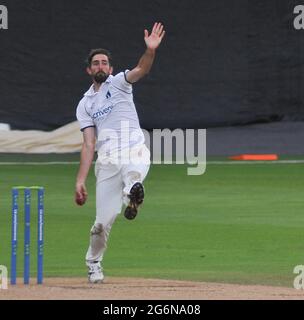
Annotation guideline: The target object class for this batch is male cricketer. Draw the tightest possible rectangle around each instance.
[75,23,165,283]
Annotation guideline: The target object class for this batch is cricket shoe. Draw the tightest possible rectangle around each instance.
[86,261,104,283]
[124,182,144,220]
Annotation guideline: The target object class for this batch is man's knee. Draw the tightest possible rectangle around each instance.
[90,223,104,236]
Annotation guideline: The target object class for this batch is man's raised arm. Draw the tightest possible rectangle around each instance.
[126,22,165,84]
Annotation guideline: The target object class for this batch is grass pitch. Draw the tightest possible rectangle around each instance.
[0,156,303,287]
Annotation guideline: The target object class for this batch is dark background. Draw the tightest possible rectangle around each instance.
[0,0,303,130]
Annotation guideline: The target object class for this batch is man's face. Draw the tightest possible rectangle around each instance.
[87,54,113,84]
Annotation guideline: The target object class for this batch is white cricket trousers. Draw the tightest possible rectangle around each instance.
[85,144,150,263]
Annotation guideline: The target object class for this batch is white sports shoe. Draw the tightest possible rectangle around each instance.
[86,261,104,283]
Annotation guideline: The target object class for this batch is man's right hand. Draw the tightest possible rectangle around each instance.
[75,182,88,206]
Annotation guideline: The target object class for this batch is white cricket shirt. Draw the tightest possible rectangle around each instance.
[76,71,145,158]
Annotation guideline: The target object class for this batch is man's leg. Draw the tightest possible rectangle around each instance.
[85,215,117,264]
[122,145,150,219]
[85,163,123,282]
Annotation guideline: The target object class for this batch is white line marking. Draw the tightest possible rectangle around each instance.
[0,162,81,165]
[207,160,304,165]
[0,160,304,165]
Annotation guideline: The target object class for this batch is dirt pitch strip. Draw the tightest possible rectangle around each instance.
[0,277,304,300]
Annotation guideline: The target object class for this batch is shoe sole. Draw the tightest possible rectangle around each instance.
[124,182,144,220]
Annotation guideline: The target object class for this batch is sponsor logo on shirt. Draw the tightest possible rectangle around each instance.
[92,105,114,120]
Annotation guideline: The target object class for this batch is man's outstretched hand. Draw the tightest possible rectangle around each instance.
[144,22,165,51]
[75,182,88,206]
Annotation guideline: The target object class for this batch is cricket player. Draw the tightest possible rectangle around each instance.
[75,23,165,283]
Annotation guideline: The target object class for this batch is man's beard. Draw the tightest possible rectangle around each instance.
[94,71,109,84]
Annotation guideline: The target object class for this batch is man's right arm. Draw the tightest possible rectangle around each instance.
[75,127,96,205]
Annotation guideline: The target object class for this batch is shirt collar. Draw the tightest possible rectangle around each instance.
[84,75,113,97]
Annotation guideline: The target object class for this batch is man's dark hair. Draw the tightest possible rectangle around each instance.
[86,48,113,67]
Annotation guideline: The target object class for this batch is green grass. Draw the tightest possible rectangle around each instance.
[0,160,304,287]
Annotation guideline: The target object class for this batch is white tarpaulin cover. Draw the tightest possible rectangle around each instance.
[0,122,82,153]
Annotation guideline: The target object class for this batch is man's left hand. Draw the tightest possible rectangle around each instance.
[144,22,165,50]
